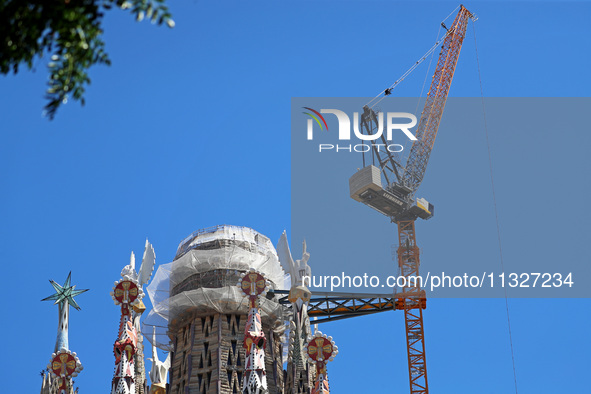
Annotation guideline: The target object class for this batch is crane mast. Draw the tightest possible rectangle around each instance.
[349,5,476,394]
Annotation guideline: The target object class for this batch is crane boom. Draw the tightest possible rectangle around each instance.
[402,6,475,194]
[351,6,476,223]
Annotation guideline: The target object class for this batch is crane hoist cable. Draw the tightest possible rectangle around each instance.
[415,24,441,115]
[406,25,442,156]
[365,5,462,110]
[472,21,519,394]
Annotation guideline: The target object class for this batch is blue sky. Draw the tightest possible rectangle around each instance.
[1,1,590,393]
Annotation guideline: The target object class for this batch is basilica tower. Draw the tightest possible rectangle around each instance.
[144,225,287,393]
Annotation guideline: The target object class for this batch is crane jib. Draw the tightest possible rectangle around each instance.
[403,6,473,195]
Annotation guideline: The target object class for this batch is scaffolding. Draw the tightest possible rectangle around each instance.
[143,225,288,351]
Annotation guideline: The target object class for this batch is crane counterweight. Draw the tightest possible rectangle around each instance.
[349,165,433,221]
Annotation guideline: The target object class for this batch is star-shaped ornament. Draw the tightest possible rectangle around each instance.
[42,272,89,310]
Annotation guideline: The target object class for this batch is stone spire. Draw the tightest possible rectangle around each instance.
[238,269,270,394]
[277,232,315,393]
[304,332,338,394]
[41,272,87,394]
[111,240,156,394]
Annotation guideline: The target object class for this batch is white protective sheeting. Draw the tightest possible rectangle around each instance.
[143,225,288,351]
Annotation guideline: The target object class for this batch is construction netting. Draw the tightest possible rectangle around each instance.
[143,225,290,351]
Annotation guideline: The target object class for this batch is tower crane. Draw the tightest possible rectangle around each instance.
[348,6,477,394]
